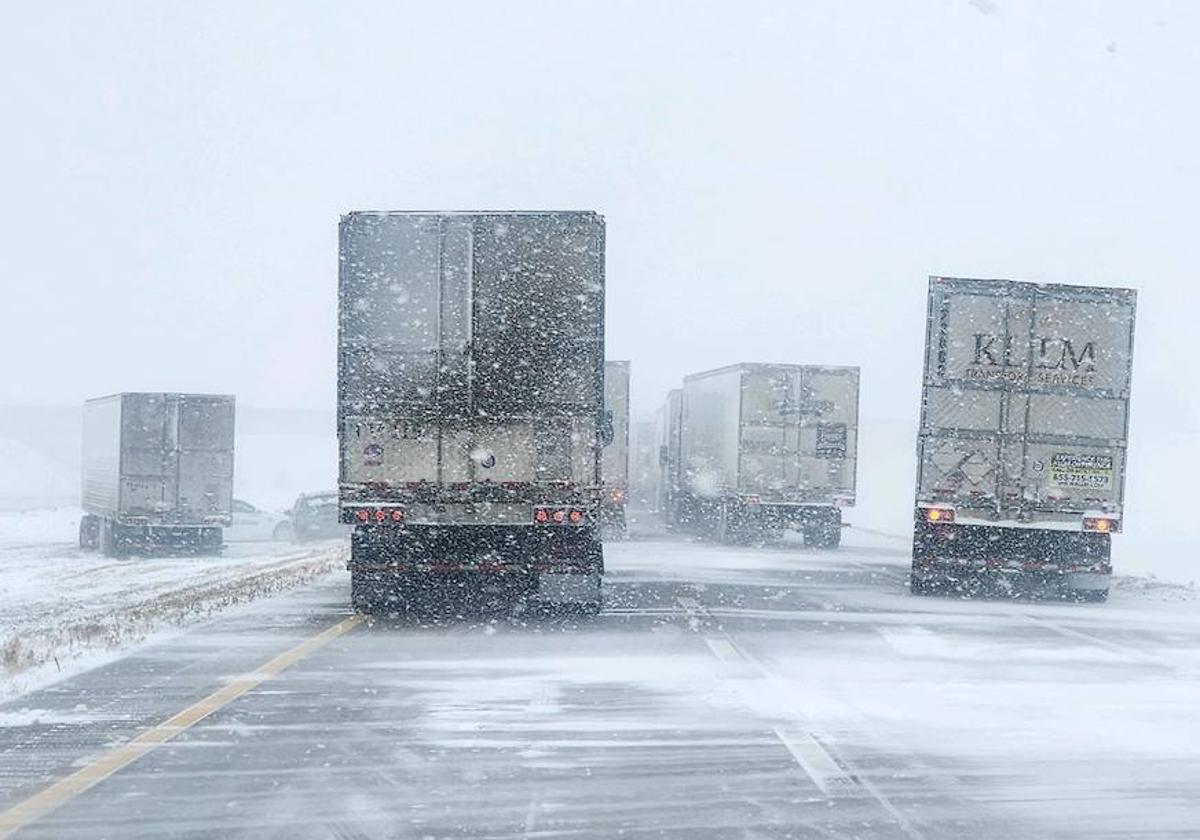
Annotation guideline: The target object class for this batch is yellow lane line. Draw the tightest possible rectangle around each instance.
[0,613,365,838]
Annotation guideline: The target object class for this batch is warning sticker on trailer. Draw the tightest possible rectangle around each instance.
[815,424,847,459]
[1050,453,1114,490]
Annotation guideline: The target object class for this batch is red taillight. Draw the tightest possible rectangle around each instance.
[351,507,405,525]
[744,495,761,507]
[610,488,626,503]
[534,506,587,526]
[923,507,955,524]
[1083,516,1115,533]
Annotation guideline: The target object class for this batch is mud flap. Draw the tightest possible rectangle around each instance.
[1065,572,1110,592]
[534,572,601,606]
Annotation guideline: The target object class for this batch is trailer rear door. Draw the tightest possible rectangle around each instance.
[175,396,235,521]
[918,279,1135,517]
[339,213,605,492]
[795,367,859,502]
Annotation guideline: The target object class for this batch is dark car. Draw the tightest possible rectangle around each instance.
[287,492,346,542]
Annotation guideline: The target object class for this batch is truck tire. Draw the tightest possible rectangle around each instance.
[804,510,842,549]
[804,523,840,549]
[612,507,627,539]
[1071,587,1109,603]
[79,515,100,550]
[910,575,938,596]
[716,502,732,544]
[575,532,604,614]
[717,501,754,545]
[98,518,115,557]
[110,524,133,559]
[197,527,224,556]
[351,568,380,613]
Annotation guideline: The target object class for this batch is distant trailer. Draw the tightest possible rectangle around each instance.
[600,360,631,536]
[655,388,683,525]
[669,363,859,547]
[628,419,659,514]
[911,276,1137,601]
[79,393,235,556]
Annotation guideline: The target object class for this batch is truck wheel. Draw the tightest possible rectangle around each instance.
[821,525,842,549]
[273,522,293,542]
[98,518,115,557]
[910,575,938,596]
[803,524,832,549]
[1072,588,1109,603]
[351,569,380,613]
[717,502,748,545]
[200,527,223,556]
[79,515,100,550]
[107,523,132,559]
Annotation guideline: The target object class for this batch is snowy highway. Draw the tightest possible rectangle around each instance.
[1,530,1198,839]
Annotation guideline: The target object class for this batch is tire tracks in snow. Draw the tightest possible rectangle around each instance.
[674,592,927,840]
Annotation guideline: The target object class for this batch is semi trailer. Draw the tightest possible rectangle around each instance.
[667,363,859,546]
[601,360,630,536]
[656,388,683,526]
[79,392,235,556]
[911,276,1137,600]
[338,211,608,613]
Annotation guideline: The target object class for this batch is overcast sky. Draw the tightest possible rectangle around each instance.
[2,0,1197,430]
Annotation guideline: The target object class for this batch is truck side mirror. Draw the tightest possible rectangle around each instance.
[600,410,615,447]
[659,445,669,466]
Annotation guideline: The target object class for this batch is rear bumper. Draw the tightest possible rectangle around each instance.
[912,520,1112,579]
[535,571,602,603]
[749,503,843,525]
[114,524,223,550]
[349,524,603,575]
[113,517,231,528]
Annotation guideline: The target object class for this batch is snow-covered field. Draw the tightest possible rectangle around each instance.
[0,439,76,512]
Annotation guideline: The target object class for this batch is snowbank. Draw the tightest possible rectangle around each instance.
[0,536,346,697]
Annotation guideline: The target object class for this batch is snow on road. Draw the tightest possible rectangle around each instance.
[1,529,1198,837]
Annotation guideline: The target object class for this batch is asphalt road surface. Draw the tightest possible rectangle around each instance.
[1,530,1198,839]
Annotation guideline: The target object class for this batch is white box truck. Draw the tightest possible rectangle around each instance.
[79,393,235,556]
[338,211,608,613]
[669,363,859,546]
[911,277,1137,600]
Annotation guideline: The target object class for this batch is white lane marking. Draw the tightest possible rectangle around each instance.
[773,727,859,796]
[676,596,701,614]
[704,637,741,663]
[1021,613,1173,670]
[0,613,364,839]
[521,792,543,837]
